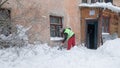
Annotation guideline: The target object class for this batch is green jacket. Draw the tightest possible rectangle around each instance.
[64,28,74,40]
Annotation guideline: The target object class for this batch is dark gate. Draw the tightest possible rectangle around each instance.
[86,20,98,49]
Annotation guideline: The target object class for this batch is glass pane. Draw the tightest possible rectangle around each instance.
[50,25,55,37]
[102,18,105,32]
[106,18,109,32]
[50,16,61,24]
[98,0,103,2]
[50,25,62,37]
[105,0,113,3]
[91,0,96,3]
[102,18,109,33]
[82,0,87,3]
[0,9,11,36]
[0,9,10,20]
[56,26,62,37]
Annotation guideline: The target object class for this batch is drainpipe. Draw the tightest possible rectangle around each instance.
[118,13,120,37]
[80,7,84,46]
[98,8,103,46]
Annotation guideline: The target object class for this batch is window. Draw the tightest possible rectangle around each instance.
[91,0,96,3]
[91,0,103,3]
[82,0,87,3]
[98,0,103,2]
[0,8,11,36]
[102,17,109,33]
[82,0,104,3]
[50,16,63,37]
[104,0,113,3]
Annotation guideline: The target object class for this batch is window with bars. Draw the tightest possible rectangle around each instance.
[91,0,97,3]
[82,0,104,3]
[104,0,113,3]
[102,17,110,33]
[91,0,104,3]
[82,0,87,3]
[98,0,103,2]
[50,16,63,37]
[0,8,11,36]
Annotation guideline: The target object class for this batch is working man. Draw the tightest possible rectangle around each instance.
[61,28,75,50]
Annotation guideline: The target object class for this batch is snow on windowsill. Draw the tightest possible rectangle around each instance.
[102,32,110,35]
[50,37,63,41]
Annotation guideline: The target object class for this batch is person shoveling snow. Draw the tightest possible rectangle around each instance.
[60,27,75,50]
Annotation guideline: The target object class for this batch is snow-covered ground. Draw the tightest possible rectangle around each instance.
[0,25,120,68]
[0,38,120,68]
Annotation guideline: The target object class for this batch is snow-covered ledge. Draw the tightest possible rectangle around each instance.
[79,2,120,13]
[102,32,110,35]
[50,37,63,41]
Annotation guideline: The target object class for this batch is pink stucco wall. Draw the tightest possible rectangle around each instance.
[2,0,81,45]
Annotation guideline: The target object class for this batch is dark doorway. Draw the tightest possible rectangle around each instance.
[86,20,98,49]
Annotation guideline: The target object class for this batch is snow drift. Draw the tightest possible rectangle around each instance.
[0,38,120,68]
[98,38,120,57]
[0,25,120,68]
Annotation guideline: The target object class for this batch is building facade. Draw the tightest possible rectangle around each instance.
[1,0,81,46]
[80,0,120,49]
[0,0,120,48]
[113,0,120,6]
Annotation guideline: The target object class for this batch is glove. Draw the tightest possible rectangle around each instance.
[61,42,64,46]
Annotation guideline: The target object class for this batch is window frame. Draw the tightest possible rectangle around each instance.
[104,0,113,3]
[98,0,103,2]
[0,8,11,36]
[91,0,104,3]
[91,0,96,3]
[50,15,63,37]
[82,0,87,3]
[102,16,110,33]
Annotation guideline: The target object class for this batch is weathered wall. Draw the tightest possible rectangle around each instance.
[113,0,120,7]
[101,9,120,38]
[2,0,81,45]
[64,0,81,44]
[80,7,120,46]
[112,0,120,37]
[109,13,119,35]
[3,0,50,44]
[80,7,99,43]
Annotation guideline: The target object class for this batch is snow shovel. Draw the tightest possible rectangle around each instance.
[57,45,64,50]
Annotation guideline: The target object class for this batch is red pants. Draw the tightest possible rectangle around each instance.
[67,35,75,50]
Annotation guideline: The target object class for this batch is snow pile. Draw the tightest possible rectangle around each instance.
[98,38,120,57]
[0,38,120,68]
[79,2,120,13]
[0,25,31,48]
[102,33,118,43]
[0,24,120,68]
[16,25,31,41]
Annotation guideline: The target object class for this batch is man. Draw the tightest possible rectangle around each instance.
[61,28,75,50]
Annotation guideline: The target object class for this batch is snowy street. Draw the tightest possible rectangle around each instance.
[0,38,120,68]
[0,0,120,68]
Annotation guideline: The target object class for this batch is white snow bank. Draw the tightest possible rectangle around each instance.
[0,38,120,68]
[0,25,31,48]
[0,25,31,41]
[79,2,120,13]
[98,38,120,57]
[0,44,120,68]
[16,25,31,41]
